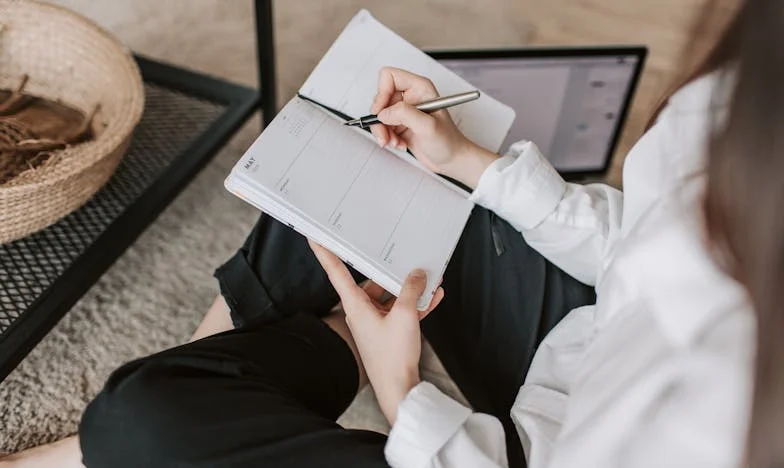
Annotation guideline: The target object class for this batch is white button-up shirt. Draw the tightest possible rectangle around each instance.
[384,73,755,468]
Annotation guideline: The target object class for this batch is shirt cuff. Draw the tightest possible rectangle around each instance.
[469,140,566,230]
[385,382,472,468]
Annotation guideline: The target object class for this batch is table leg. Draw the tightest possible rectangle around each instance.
[254,0,277,127]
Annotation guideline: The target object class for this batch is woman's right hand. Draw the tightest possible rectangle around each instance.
[370,67,499,189]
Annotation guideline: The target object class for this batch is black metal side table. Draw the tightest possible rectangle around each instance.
[0,0,277,382]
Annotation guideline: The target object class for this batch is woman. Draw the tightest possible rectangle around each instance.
[3,0,782,466]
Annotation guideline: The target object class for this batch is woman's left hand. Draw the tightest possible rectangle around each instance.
[309,240,444,424]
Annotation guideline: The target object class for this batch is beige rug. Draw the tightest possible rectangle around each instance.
[0,0,530,453]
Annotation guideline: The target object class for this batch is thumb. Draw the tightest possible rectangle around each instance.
[395,269,428,312]
[378,102,434,134]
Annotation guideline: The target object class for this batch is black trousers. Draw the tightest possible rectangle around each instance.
[79,207,594,468]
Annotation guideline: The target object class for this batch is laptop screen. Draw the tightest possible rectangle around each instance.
[432,49,645,174]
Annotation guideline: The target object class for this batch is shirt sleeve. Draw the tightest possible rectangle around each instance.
[385,382,509,468]
[469,141,623,286]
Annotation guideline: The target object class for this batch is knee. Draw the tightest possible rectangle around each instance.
[79,361,190,466]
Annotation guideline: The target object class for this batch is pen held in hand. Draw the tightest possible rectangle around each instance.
[344,90,480,129]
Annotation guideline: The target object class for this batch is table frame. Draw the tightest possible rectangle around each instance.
[0,0,277,381]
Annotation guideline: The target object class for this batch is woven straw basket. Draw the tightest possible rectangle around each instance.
[0,0,144,243]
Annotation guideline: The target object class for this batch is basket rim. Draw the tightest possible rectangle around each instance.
[0,0,145,195]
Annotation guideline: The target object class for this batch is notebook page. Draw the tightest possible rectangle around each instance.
[226,97,473,309]
[225,173,400,294]
[299,10,515,153]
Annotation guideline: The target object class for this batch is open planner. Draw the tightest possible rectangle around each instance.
[225,10,515,309]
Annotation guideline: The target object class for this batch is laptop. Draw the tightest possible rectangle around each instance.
[428,47,647,181]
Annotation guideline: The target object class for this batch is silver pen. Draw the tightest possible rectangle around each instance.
[344,90,480,128]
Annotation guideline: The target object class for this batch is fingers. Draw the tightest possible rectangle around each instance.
[386,94,406,148]
[419,287,444,320]
[378,102,436,136]
[369,120,390,147]
[377,67,438,104]
[371,71,398,148]
[371,90,403,114]
[395,269,428,312]
[362,280,386,302]
[372,67,437,148]
[371,92,405,148]
[391,121,409,150]
[370,93,393,147]
[308,240,363,300]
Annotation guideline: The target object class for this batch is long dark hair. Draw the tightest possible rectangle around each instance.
[668,0,784,466]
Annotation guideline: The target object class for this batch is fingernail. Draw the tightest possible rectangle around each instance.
[376,135,384,146]
[411,269,426,279]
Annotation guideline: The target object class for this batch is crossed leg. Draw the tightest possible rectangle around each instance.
[1,295,366,468]
[2,209,594,468]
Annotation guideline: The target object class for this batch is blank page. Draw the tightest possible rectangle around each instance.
[299,10,515,153]
[227,97,473,309]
